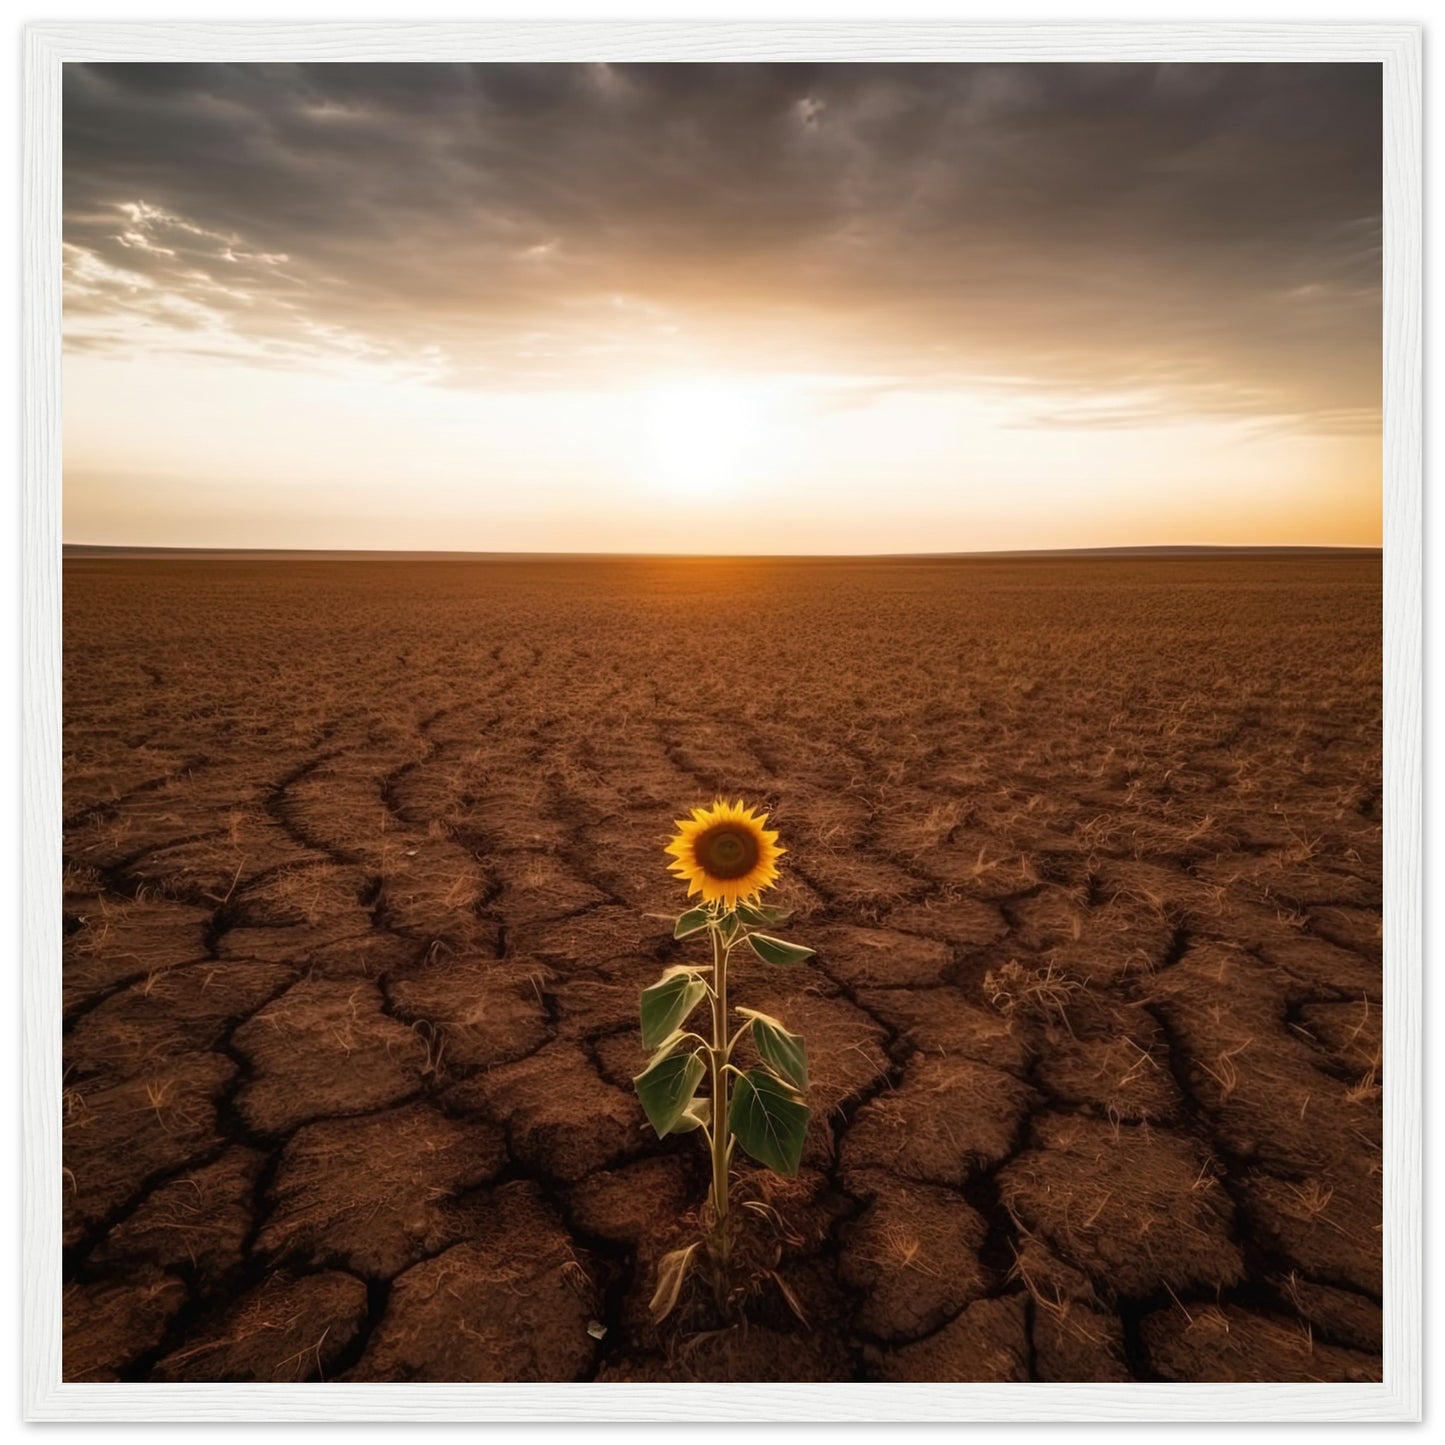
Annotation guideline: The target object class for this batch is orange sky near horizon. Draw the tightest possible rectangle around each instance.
[61,62,1383,553]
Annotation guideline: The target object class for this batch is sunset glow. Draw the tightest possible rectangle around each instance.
[639,380,765,500]
[61,62,1383,553]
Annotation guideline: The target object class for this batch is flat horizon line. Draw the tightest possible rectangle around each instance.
[62,543,1383,562]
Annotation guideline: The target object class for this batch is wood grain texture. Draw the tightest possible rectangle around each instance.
[21,20,1421,1423]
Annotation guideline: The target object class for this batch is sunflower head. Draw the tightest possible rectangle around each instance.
[664,798,785,908]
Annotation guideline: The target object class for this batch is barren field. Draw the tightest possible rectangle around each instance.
[61,554,1384,1384]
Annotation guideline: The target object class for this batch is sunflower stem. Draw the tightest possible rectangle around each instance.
[707,911,732,1303]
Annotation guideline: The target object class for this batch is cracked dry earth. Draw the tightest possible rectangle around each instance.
[62,555,1384,1385]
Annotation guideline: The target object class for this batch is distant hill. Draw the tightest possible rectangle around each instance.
[909,545,1382,559]
[61,543,1382,561]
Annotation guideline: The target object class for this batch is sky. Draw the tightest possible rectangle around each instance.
[62,62,1383,553]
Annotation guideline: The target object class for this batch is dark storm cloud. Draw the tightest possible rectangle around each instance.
[62,62,1381,425]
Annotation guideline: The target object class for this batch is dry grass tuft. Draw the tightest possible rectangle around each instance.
[984,959,1088,1035]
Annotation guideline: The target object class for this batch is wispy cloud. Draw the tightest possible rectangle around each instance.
[63,62,1381,428]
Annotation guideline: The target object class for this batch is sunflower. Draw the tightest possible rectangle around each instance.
[664,798,785,908]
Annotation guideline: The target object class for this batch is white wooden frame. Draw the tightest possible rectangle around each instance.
[21,22,1422,1422]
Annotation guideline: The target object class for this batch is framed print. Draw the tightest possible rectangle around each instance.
[21,19,1422,1423]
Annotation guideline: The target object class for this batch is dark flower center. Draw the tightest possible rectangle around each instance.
[694,823,760,881]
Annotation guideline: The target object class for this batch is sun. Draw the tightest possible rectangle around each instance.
[640,379,761,497]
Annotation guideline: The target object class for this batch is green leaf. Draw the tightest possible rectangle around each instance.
[673,908,711,940]
[746,932,816,968]
[736,901,791,928]
[727,1068,809,1178]
[671,1095,711,1134]
[735,1005,783,1027]
[739,1009,808,1092]
[641,1030,686,1070]
[633,1048,706,1138]
[640,969,708,1051]
[718,910,743,945]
